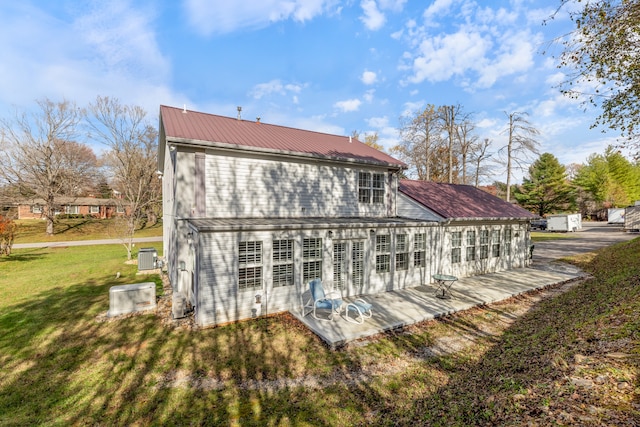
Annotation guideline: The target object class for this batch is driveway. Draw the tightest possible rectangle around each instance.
[12,236,162,249]
[531,222,637,268]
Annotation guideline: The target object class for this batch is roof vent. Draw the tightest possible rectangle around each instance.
[256,117,261,124]
[182,104,187,113]
[349,136,352,143]
[237,106,242,120]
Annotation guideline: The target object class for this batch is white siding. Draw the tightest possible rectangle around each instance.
[204,151,391,219]
[397,193,443,221]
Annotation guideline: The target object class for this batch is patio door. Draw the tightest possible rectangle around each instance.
[333,240,366,297]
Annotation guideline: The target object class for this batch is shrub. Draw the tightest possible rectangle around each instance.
[0,215,16,256]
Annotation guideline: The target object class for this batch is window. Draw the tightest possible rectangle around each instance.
[90,205,100,214]
[273,239,293,287]
[492,230,501,257]
[358,172,385,204]
[375,234,390,273]
[504,228,512,256]
[372,173,385,203]
[31,205,42,214]
[65,205,79,215]
[352,241,365,287]
[395,234,408,270]
[303,238,323,282]
[466,230,476,261]
[116,204,125,213]
[239,241,263,291]
[414,233,426,267]
[333,242,347,289]
[451,231,462,264]
[358,172,371,203]
[480,230,489,259]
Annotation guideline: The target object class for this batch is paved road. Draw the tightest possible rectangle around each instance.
[531,222,638,267]
[12,236,162,249]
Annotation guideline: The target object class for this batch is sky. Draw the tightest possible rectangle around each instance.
[0,0,630,183]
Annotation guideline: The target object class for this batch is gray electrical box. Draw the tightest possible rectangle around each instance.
[138,248,157,270]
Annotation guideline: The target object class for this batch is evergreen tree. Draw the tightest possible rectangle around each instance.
[514,153,575,216]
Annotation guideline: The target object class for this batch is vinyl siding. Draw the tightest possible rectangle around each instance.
[204,150,390,219]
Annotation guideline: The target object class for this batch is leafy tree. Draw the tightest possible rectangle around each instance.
[86,96,160,260]
[574,146,640,207]
[351,130,384,151]
[499,112,540,202]
[514,153,575,216]
[551,0,640,158]
[0,98,96,235]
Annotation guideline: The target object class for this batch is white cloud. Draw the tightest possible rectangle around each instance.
[360,0,386,30]
[366,116,389,128]
[0,1,174,116]
[334,98,362,112]
[361,70,377,85]
[184,0,338,35]
[250,80,305,99]
[363,89,375,103]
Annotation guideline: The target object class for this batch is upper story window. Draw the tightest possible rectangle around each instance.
[358,172,385,204]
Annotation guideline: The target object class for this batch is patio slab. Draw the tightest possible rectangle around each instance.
[291,266,583,349]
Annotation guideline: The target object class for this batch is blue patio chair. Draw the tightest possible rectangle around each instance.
[303,278,343,321]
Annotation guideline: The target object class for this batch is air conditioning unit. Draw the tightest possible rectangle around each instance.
[108,282,157,317]
[138,248,157,270]
[172,293,187,319]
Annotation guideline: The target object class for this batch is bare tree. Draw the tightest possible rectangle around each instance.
[470,138,494,187]
[439,104,466,183]
[500,112,540,201]
[394,105,443,180]
[457,118,479,184]
[0,98,95,235]
[351,130,384,151]
[86,96,160,260]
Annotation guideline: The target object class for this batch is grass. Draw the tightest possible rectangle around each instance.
[13,218,163,243]
[0,239,638,426]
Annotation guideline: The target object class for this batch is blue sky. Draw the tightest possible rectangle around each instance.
[0,0,628,183]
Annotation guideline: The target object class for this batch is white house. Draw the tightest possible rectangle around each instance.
[158,105,536,327]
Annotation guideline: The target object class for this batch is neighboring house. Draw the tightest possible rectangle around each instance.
[158,105,535,327]
[17,197,127,220]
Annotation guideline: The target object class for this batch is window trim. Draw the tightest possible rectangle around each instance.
[238,240,263,291]
[375,234,391,273]
[273,239,294,287]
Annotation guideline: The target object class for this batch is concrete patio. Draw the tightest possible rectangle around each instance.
[291,265,584,348]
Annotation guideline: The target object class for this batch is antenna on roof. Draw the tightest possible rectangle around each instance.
[237,106,242,120]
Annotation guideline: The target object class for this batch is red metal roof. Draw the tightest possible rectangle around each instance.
[160,105,405,168]
[399,180,536,219]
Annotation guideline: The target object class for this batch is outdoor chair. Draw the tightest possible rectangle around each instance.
[303,278,344,321]
[345,298,373,324]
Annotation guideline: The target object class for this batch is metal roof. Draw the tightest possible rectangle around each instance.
[398,180,536,220]
[160,105,405,169]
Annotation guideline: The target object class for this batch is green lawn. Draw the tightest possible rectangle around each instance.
[13,218,163,244]
[0,239,638,426]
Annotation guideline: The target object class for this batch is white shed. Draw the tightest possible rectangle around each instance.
[607,208,625,224]
[624,204,640,232]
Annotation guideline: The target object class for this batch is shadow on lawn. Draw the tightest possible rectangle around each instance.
[0,274,378,426]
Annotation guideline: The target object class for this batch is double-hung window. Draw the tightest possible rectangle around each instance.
[358,172,385,204]
[491,230,501,257]
[451,231,462,264]
[479,230,489,259]
[395,234,408,270]
[414,233,426,267]
[303,238,323,282]
[273,239,294,287]
[375,234,390,273]
[239,241,263,291]
[466,230,476,261]
[504,228,512,256]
